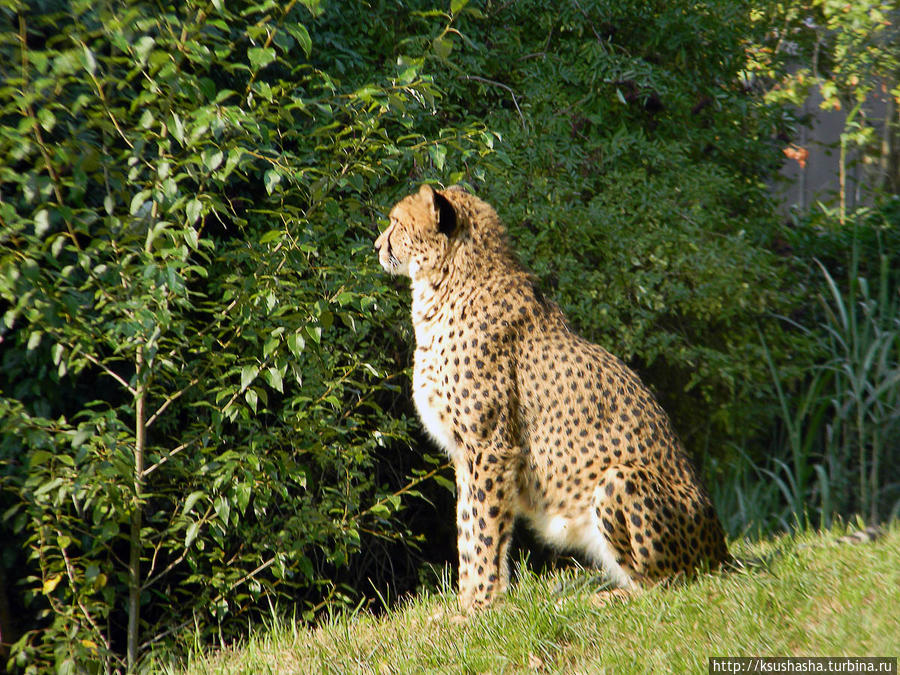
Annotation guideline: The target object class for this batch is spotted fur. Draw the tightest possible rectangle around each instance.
[375,184,730,611]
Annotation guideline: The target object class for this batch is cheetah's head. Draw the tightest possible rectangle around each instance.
[374,184,459,281]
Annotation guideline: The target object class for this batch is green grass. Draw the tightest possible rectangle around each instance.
[165,524,900,674]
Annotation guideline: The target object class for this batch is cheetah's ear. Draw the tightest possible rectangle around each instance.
[433,191,458,237]
[417,184,458,237]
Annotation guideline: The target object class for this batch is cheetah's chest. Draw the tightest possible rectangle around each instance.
[412,347,462,464]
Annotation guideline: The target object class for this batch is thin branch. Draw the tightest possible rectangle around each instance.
[142,440,192,477]
[143,506,213,589]
[358,462,452,519]
[126,344,146,670]
[140,556,276,650]
[571,0,604,45]
[146,378,199,429]
[17,16,81,251]
[76,348,137,397]
[460,75,527,130]
[54,529,116,659]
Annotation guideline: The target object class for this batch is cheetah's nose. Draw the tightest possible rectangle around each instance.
[374,227,388,252]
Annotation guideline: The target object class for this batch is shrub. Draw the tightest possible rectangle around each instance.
[429,0,793,456]
[0,0,488,670]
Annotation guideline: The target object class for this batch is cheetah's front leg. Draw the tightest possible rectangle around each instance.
[454,444,516,612]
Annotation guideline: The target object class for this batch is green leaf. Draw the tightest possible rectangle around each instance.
[51,233,66,257]
[259,229,283,244]
[428,144,447,171]
[264,367,283,393]
[264,169,282,195]
[286,23,312,57]
[29,451,54,468]
[81,45,97,74]
[183,491,205,514]
[223,148,243,179]
[432,36,453,59]
[214,496,231,526]
[169,113,185,144]
[434,475,456,493]
[354,85,381,102]
[235,484,251,513]
[184,227,199,250]
[34,209,51,237]
[451,0,469,13]
[248,47,276,71]
[33,477,64,498]
[27,330,42,351]
[241,365,259,390]
[185,521,200,549]
[297,555,314,580]
[305,324,322,344]
[203,149,224,172]
[71,428,90,449]
[244,388,258,413]
[37,108,56,132]
[134,36,155,65]
[130,190,150,216]
[263,337,279,358]
[299,0,323,15]
[186,198,202,225]
[287,332,305,358]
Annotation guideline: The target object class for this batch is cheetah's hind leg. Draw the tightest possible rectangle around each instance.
[589,464,726,586]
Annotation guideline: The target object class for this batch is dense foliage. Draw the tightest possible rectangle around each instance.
[0,1,486,670]
[0,0,896,672]
[432,0,792,451]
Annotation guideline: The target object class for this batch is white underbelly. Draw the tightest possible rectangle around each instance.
[520,494,636,590]
[525,508,596,552]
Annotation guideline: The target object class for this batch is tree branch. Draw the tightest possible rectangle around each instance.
[76,348,137,397]
[460,75,527,129]
[146,378,199,429]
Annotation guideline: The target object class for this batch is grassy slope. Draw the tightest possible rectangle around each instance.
[170,524,900,674]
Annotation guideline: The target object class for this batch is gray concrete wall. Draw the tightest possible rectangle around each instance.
[774,86,893,217]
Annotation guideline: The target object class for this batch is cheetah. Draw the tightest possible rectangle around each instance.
[374,184,730,612]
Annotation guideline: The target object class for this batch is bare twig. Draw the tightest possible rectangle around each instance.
[571,0,604,45]
[54,529,116,660]
[17,16,81,251]
[140,556,276,650]
[460,75,527,130]
[146,378,199,429]
[75,348,137,397]
[142,440,192,477]
[358,461,452,519]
